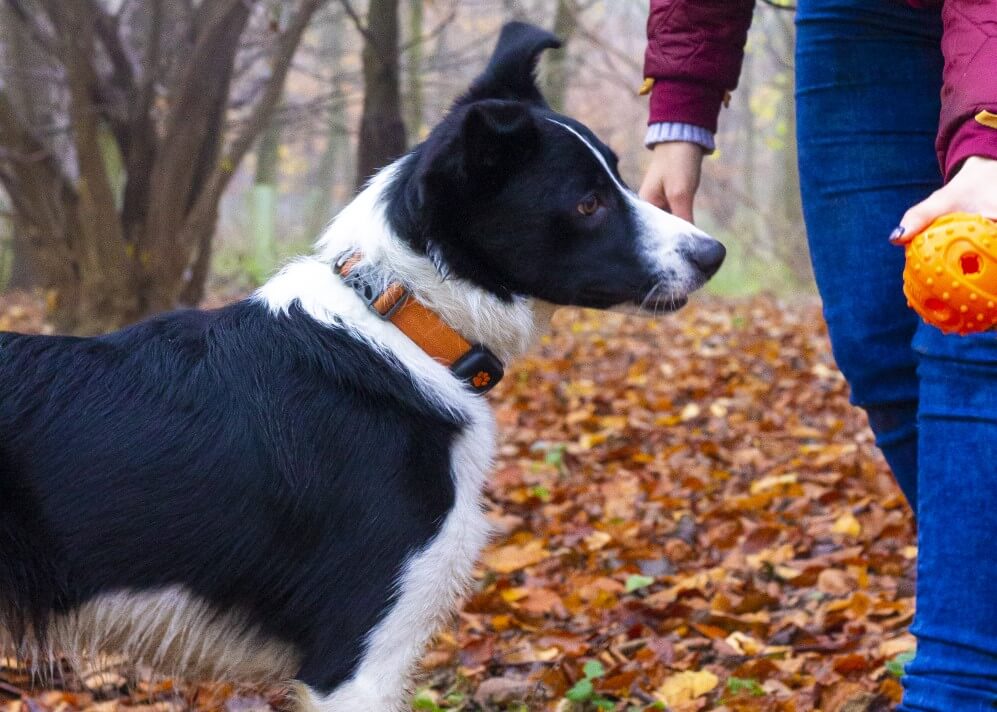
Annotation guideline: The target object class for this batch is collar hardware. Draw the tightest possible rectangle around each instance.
[451,345,505,394]
[335,256,412,320]
[334,250,504,394]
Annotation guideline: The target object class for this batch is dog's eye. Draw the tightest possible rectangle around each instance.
[577,195,602,217]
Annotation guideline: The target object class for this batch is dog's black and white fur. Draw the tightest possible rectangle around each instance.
[0,23,724,712]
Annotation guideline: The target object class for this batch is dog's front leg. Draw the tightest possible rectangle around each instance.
[287,596,436,712]
[291,674,411,712]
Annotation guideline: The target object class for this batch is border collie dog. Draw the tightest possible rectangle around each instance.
[0,23,724,712]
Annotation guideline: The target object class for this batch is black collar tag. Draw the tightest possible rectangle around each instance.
[451,345,504,394]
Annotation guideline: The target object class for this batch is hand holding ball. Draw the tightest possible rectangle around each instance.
[903,213,997,335]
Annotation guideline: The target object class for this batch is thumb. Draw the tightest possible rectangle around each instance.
[639,174,670,212]
[893,190,956,244]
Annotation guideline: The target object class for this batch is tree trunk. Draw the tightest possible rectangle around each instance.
[1,0,44,291]
[543,0,578,112]
[356,0,407,190]
[0,187,8,289]
[502,0,529,20]
[305,8,349,239]
[404,0,424,144]
[306,95,349,240]
[251,115,281,277]
[740,35,766,244]
[779,87,809,283]
[772,13,809,285]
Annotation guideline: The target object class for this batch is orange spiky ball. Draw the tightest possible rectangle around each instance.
[903,213,997,335]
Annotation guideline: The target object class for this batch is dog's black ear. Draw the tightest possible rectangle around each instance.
[462,99,539,176]
[460,22,561,106]
[419,99,540,197]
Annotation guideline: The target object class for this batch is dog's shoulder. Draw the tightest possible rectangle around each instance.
[0,300,466,488]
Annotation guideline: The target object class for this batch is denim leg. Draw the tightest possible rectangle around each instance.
[899,335,997,711]
[795,2,997,707]
[795,0,943,507]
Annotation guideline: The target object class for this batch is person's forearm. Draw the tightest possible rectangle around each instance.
[643,0,755,133]
[645,122,715,153]
[935,0,997,179]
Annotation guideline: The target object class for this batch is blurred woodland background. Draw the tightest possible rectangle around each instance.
[0,0,807,335]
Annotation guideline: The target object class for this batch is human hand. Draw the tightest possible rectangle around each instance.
[638,141,705,223]
[890,157,997,244]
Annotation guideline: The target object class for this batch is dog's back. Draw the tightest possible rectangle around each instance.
[0,301,464,686]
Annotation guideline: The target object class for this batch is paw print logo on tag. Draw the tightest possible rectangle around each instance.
[472,371,492,389]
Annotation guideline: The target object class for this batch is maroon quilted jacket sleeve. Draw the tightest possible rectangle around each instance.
[937,0,997,180]
[643,0,755,133]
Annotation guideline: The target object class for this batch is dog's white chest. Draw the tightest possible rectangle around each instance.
[308,413,495,712]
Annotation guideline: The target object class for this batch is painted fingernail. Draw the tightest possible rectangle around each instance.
[889,226,906,244]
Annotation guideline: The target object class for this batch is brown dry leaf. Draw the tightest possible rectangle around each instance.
[481,539,551,574]
[724,631,763,655]
[516,588,567,617]
[878,634,916,659]
[583,530,612,551]
[832,512,863,537]
[818,568,855,596]
[654,670,719,707]
[749,473,798,495]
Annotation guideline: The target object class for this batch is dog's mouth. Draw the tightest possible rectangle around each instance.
[637,292,688,314]
[631,275,696,315]
[575,273,701,315]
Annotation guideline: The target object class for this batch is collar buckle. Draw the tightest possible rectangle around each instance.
[335,253,410,320]
[334,250,504,394]
[376,286,410,320]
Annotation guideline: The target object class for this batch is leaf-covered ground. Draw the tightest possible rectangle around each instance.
[0,294,916,712]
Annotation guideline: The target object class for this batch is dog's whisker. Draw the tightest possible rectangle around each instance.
[639,281,662,313]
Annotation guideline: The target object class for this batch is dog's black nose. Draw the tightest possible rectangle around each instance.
[688,237,726,278]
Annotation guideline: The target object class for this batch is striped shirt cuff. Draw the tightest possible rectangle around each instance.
[645,122,716,153]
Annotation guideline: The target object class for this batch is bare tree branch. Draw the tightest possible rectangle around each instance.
[400,2,456,53]
[136,0,163,121]
[0,92,51,165]
[0,88,77,270]
[88,0,135,92]
[56,0,128,257]
[140,0,252,271]
[118,0,164,243]
[3,0,59,56]
[227,0,328,169]
[573,22,641,74]
[187,0,326,235]
[336,0,376,45]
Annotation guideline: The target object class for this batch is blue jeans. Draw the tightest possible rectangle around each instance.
[796,1,997,709]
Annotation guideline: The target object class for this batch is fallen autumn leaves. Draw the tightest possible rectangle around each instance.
[0,294,916,712]
[422,297,914,712]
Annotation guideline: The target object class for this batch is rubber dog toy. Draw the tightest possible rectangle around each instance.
[903,213,997,335]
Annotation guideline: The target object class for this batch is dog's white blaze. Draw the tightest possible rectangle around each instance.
[545,118,631,196]
[257,161,548,710]
[544,118,711,296]
[2,586,299,684]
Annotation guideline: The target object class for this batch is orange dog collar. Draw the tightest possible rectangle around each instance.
[334,252,504,394]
